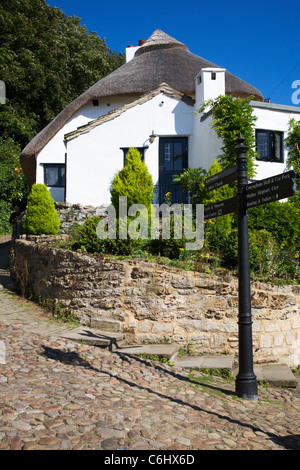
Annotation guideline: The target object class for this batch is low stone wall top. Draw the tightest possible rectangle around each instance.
[55,202,108,233]
[10,237,300,367]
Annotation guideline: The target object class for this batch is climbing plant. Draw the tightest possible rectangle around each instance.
[197,95,259,178]
[285,118,300,205]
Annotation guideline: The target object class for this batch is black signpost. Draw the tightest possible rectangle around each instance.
[204,165,238,193]
[204,133,296,401]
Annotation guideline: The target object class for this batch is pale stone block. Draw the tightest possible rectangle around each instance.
[221,322,238,333]
[188,333,210,347]
[152,323,172,334]
[137,321,151,333]
[286,331,296,345]
[252,320,261,332]
[274,333,284,346]
[281,320,292,332]
[211,333,227,348]
[260,334,272,348]
[265,322,280,333]
[292,317,300,329]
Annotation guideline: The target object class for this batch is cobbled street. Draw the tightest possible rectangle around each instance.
[0,237,299,451]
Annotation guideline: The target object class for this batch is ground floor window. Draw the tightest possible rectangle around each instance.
[44,164,65,187]
[121,147,148,165]
[255,130,284,163]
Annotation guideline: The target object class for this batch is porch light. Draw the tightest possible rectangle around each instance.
[149,130,157,143]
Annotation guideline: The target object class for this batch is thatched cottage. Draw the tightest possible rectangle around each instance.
[20,29,300,206]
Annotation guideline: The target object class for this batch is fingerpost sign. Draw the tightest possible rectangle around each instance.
[204,133,296,401]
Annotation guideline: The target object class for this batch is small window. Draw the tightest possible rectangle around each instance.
[44,164,65,187]
[121,147,148,165]
[255,130,284,163]
[211,72,216,80]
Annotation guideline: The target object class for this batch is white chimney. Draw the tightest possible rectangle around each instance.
[195,67,226,109]
[125,45,140,62]
[125,40,146,63]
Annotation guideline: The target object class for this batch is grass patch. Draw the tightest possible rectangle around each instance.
[136,352,175,366]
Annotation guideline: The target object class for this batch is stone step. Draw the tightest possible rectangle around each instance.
[174,354,234,369]
[177,356,298,388]
[117,345,298,389]
[252,363,298,388]
[90,316,121,333]
[117,344,180,362]
[60,327,125,349]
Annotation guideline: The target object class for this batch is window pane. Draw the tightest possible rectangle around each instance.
[164,143,173,170]
[45,166,59,186]
[273,132,282,162]
[44,165,65,187]
[173,143,183,171]
[257,132,269,160]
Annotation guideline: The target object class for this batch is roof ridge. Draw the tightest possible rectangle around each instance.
[135,29,187,57]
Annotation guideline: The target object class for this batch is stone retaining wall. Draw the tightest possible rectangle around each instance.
[54,202,108,233]
[10,237,300,367]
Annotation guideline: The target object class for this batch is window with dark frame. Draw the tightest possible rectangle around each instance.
[121,147,148,165]
[255,130,284,163]
[44,164,65,188]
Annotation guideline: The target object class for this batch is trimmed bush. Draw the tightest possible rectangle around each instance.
[110,148,154,215]
[24,184,60,235]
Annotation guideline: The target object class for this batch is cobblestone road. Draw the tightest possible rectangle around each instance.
[0,303,299,451]
[0,237,299,451]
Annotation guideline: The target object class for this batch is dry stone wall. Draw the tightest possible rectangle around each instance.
[10,237,300,367]
[54,202,108,233]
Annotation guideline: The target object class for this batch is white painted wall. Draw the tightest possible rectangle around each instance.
[36,96,137,201]
[66,93,194,206]
[190,68,225,171]
[251,102,300,180]
[195,68,226,108]
[190,102,300,178]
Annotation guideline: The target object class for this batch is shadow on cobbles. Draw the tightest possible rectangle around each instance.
[41,345,300,450]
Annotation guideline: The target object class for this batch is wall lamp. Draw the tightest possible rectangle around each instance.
[149,130,158,143]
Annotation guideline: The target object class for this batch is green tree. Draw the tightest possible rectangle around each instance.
[0,0,124,232]
[173,167,207,206]
[198,95,258,178]
[0,137,29,233]
[285,118,300,205]
[203,159,235,235]
[0,0,124,145]
[111,148,154,215]
[24,184,60,235]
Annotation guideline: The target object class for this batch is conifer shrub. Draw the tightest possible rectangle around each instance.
[110,148,154,215]
[24,184,60,235]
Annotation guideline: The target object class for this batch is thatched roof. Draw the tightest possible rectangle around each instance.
[21,29,263,184]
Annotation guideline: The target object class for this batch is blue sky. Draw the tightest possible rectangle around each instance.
[46,0,300,107]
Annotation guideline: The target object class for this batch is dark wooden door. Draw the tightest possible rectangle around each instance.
[158,137,188,204]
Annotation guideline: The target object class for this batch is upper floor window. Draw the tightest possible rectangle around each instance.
[255,130,284,163]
